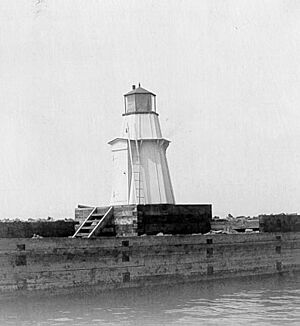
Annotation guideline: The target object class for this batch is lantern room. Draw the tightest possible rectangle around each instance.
[124,84,156,114]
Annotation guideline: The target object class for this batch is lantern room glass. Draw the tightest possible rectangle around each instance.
[125,94,156,114]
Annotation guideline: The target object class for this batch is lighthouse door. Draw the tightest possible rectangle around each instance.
[110,140,129,205]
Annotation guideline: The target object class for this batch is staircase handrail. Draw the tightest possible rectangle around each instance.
[72,206,97,238]
[88,206,113,238]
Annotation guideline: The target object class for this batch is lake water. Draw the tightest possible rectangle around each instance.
[0,272,299,326]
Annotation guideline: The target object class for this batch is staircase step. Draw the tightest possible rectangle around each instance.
[88,216,101,221]
[81,226,94,230]
[75,233,88,237]
[91,214,104,218]
[83,221,94,225]
[85,219,99,223]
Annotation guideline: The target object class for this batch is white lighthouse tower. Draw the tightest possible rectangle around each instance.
[109,84,175,205]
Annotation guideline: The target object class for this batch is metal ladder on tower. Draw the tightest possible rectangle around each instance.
[133,138,145,204]
[72,206,113,238]
[126,124,145,204]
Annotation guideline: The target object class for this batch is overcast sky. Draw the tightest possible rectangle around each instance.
[0,0,299,219]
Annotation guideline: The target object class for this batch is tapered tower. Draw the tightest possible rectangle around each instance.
[108,84,175,205]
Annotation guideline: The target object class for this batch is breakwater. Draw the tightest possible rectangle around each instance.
[0,232,299,293]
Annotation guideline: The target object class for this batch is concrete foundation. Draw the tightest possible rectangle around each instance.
[75,204,212,237]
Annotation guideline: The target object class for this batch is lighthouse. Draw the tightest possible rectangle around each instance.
[108,84,175,205]
[74,84,211,238]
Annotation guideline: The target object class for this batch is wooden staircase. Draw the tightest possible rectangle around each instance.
[72,206,113,238]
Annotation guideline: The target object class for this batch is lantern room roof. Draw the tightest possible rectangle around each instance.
[124,85,156,97]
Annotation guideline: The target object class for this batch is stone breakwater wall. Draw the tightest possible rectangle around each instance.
[0,232,299,294]
[0,221,77,238]
[259,214,300,233]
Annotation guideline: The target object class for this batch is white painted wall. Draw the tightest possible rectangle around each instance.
[109,139,129,205]
[138,140,175,204]
[109,114,175,205]
[121,113,162,139]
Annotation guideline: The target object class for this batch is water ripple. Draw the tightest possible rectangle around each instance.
[0,273,299,325]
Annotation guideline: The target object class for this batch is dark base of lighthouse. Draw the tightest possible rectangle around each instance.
[75,204,212,237]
